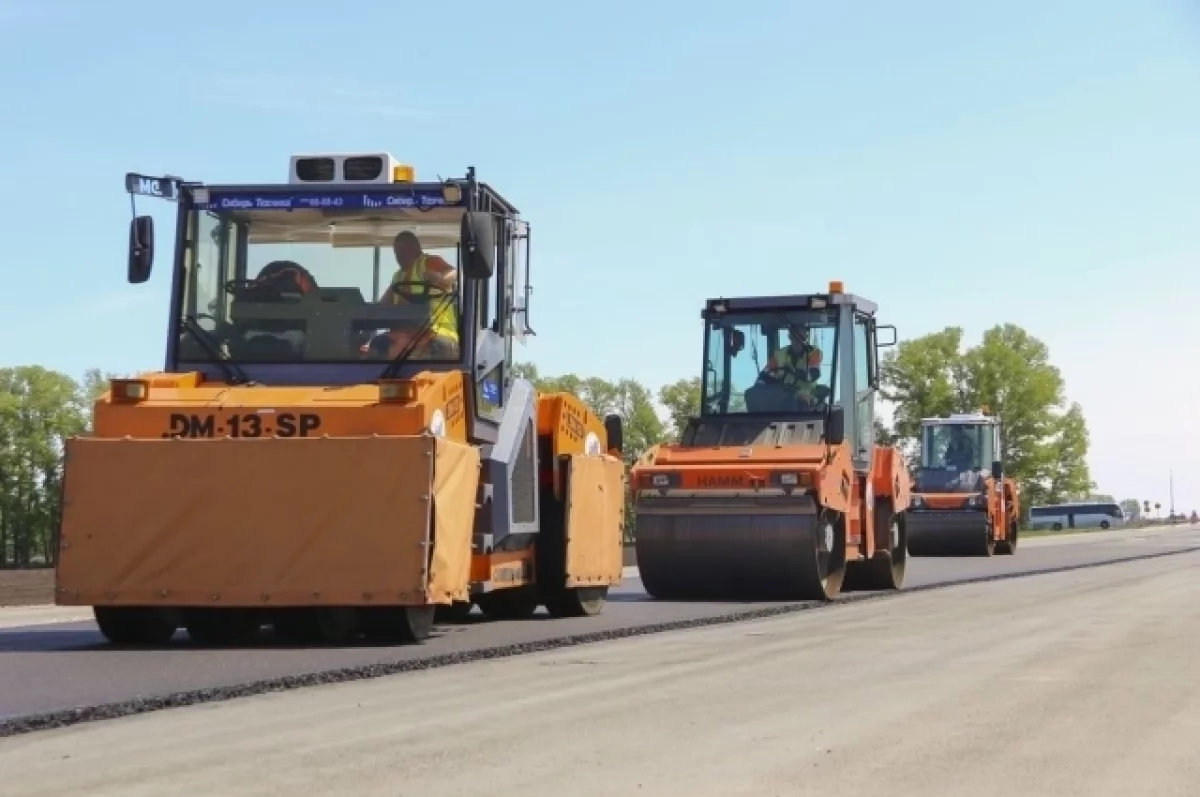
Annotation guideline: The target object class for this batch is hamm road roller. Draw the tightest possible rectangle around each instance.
[906,412,1020,556]
[630,281,912,601]
[54,152,627,646]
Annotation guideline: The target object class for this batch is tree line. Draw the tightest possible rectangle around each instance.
[0,323,1147,567]
[0,367,114,568]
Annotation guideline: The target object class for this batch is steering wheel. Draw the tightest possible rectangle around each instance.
[223,278,288,302]
[385,279,454,305]
[754,368,833,407]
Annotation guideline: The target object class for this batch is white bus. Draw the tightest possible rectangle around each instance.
[1027,501,1127,531]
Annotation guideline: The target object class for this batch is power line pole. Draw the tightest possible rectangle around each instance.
[1169,469,1175,518]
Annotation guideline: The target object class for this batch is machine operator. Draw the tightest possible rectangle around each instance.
[765,324,825,405]
[943,425,979,470]
[374,230,461,359]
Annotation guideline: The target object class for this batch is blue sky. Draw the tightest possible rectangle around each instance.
[2,0,1198,511]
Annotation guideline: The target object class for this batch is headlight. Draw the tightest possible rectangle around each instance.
[779,473,798,486]
[910,496,925,509]
[652,474,670,487]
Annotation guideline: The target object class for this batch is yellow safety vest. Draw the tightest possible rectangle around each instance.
[772,345,821,394]
[389,254,459,343]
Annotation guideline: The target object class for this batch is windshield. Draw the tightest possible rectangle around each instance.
[919,422,993,471]
[176,202,464,364]
[700,309,839,415]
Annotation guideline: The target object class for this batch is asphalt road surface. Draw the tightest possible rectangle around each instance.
[1,524,1197,732]
[4,527,1200,796]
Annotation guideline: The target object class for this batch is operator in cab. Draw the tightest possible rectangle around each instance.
[765,324,825,406]
[374,230,461,359]
[943,425,978,470]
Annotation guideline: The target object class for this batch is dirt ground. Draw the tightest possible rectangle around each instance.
[0,569,54,607]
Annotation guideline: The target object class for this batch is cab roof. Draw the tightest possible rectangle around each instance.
[701,291,877,318]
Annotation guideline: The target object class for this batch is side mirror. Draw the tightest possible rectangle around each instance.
[876,324,898,347]
[604,413,624,456]
[460,211,496,279]
[991,460,1003,481]
[127,215,154,284]
[826,405,846,446]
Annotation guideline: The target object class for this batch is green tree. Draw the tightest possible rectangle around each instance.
[874,419,900,447]
[0,366,91,567]
[880,324,1093,508]
[657,377,700,442]
[512,362,664,461]
[1119,498,1141,520]
[878,327,967,441]
[80,368,120,431]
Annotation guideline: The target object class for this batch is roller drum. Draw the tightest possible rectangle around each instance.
[634,497,843,601]
[906,510,993,557]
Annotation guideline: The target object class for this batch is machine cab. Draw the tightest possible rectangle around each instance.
[122,153,535,443]
[687,281,896,471]
[915,413,1001,493]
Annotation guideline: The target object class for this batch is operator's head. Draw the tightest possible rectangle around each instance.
[787,324,809,349]
[392,231,423,268]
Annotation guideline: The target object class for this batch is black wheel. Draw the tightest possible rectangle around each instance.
[844,507,906,591]
[313,607,359,643]
[1100,520,1110,530]
[475,587,540,621]
[360,606,435,644]
[798,510,847,601]
[434,600,475,624]
[93,607,179,645]
[544,586,608,618]
[184,609,263,646]
[1053,522,1063,531]
[271,609,320,643]
[979,522,996,557]
[996,519,1019,555]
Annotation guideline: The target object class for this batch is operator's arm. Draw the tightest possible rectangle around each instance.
[422,254,458,291]
[379,268,405,302]
[766,348,785,372]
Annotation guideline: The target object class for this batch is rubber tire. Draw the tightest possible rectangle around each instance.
[544,586,608,618]
[800,510,848,602]
[995,519,1019,555]
[979,523,996,557]
[271,609,320,643]
[476,587,540,621]
[434,601,475,624]
[184,609,263,646]
[94,606,179,646]
[1100,520,1110,530]
[844,509,906,592]
[360,606,435,644]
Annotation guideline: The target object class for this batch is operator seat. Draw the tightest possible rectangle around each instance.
[233,260,321,360]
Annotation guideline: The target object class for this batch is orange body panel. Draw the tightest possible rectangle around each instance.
[645,443,827,467]
[535,393,612,498]
[470,549,537,588]
[55,435,479,607]
[629,436,912,563]
[535,393,609,456]
[914,474,1021,541]
[870,445,912,512]
[97,370,470,443]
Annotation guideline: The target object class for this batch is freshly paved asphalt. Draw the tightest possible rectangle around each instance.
[1,523,1196,727]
